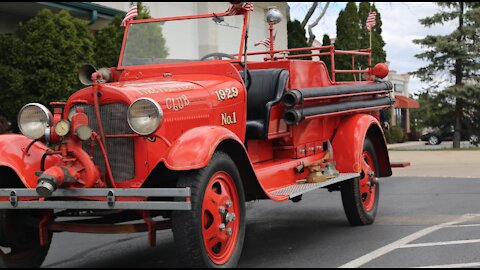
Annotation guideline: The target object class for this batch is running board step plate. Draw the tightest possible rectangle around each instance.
[271,173,360,198]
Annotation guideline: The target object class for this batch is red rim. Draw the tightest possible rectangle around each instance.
[201,171,240,265]
[360,151,376,212]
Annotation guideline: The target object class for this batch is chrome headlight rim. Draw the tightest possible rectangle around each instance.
[127,98,163,136]
[17,103,53,140]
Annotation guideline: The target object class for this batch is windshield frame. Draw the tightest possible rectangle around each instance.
[117,12,249,68]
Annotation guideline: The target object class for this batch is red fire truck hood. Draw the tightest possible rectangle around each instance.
[101,77,207,102]
[69,73,242,109]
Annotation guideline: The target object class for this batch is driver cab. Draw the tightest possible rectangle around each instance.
[240,69,289,139]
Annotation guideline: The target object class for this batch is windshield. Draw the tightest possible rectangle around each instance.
[120,15,245,66]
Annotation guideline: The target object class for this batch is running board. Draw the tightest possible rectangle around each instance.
[270,173,360,199]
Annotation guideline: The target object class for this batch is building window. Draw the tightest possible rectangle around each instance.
[394,83,404,93]
[395,108,402,127]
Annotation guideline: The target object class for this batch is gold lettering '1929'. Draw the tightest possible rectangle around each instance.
[221,112,237,125]
[215,87,238,101]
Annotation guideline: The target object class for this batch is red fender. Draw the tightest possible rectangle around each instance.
[332,114,392,177]
[0,134,61,188]
[163,126,244,171]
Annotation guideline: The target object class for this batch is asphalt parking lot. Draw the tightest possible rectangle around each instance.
[42,176,480,268]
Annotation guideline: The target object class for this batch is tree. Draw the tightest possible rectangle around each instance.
[357,3,386,68]
[358,2,371,50]
[287,2,330,59]
[94,16,124,67]
[121,20,169,66]
[334,2,360,81]
[94,2,154,67]
[410,91,455,133]
[320,34,332,75]
[0,9,94,127]
[369,4,386,66]
[297,2,331,46]
[16,9,94,102]
[413,2,480,148]
[0,34,26,124]
[305,3,331,46]
[287,20,312,60]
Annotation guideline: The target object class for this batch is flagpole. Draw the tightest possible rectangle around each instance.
[369,27,372,54]
[369,3,375,67]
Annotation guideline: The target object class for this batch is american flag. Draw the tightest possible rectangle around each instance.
[366,11,377,31]
[121,5,138,27]
[254,38,271,48]
[226,2,254,15]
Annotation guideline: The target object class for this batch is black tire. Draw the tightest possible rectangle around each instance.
[172,151,246,268]
[340,137,380,226]
[0,210,52,268]
[469,135,479,146]
[428,135,440,145]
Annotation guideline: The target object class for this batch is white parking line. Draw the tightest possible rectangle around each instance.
[412,262,480,268]
[447,223,480,228]
[339,214,480,268]
[401,239,480,248]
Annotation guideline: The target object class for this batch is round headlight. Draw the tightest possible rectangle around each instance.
[18,103,52,140]
[127,98,163,135]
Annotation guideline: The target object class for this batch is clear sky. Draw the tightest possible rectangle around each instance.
[289,2,456,95]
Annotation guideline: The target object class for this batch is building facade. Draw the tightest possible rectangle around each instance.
[0,2,288,61]
[386,67,419,134]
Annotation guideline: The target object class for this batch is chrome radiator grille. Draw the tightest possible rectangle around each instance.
[72,103,135,182]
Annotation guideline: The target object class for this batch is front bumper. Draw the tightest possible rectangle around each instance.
[0,188,191,210]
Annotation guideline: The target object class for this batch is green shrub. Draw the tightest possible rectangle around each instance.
[385,126,405,144]
[0,9,94,127]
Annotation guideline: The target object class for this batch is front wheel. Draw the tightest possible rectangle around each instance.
[340,137,380,226]
[0,210,52,268]
[172,151,246,268]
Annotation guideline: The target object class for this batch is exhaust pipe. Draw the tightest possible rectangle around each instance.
[284,96,393,125]
[283,81,393,107]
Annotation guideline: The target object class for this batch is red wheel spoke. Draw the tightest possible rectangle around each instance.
[207,236,222,252]
[361,159,370,174]
[209,188,224,205]
[360,181,370,195]
[217,180,232,202]
[204,196,219,214]
[203,221,218,241]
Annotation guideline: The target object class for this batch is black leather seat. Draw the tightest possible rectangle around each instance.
[240,68,289,139]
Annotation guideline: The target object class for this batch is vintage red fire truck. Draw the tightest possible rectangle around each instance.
[0,4,394,268]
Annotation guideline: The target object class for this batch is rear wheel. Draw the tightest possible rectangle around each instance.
[0,210,52,268]
[172,151,246,268]
[428,135,440,145]
[340,137,380,226]
[469,135,479,146]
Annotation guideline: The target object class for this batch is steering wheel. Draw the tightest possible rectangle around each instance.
[200,52,252,91]
[200,52,236,61]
